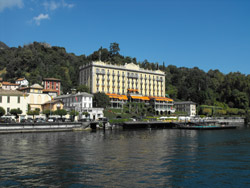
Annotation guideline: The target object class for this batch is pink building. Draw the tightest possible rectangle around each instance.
[42,78,61,96]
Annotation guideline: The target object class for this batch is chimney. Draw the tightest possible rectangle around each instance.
[71,89,76,94]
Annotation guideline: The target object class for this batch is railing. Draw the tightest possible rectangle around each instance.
[79,62,165,76]
[96,70,105,75]
[0,122,83,133]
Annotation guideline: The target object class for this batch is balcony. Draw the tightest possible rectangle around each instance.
[127,73,138,79]
[157,78,163,82]
[96,70,105,75]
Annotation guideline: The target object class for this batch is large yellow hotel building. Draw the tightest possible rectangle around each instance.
[79,61,174,114]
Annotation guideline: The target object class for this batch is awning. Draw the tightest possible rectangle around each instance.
[130,96,150,100]
[130,96,142,100]
[149,96,173,102]
[106,93,128,100]
[127,89,139,92]
[118,95,128,100]
[141,96,150,101]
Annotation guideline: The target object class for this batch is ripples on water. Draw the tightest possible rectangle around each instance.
[0,128,250,187]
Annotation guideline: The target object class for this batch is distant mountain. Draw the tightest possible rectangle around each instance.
[0,42,9,50]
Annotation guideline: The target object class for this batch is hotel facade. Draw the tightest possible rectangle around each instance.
[79,61,175,114]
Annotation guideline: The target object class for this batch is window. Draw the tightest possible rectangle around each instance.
[18,96,20,103]
[7,96,10,103]
[7,108,10,113]
[0,96,2,103]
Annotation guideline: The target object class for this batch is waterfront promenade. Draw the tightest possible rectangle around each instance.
[0,117,244,133]
[0,122,83,133]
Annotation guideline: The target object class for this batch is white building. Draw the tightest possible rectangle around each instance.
[18,84,51,111]
[1,82,19,90]
[0,89,28,119]
[174,101,196,117]
[15,78,29,87]
[55,92,104,120]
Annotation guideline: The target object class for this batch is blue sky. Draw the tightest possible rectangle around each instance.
[1,0,250,74]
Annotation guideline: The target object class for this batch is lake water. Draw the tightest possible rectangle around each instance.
[0,128,250,187]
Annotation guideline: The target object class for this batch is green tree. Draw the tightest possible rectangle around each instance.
[35,108,40,112]
[109,42,120,57]
[232,89,249,109]
[166,85,178,100]
[93,92,110,108]
[43,109,53,119]
[0,107,5,117]
[201,108,212,116]
[77,85,90,93]
[238,109,245,116]
[27,110,40,120]
[227,108,238,116]
[69,110,79,121]
[82,112,89,118]
[147,105,155,116]
[10,108,22,120]
[54,109,67,118]
[217,109,227,116]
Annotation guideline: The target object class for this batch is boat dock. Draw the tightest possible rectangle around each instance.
[122,121,239,130]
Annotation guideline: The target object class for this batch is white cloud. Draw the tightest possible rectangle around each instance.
[42,0,74,11]
[62,0,74,8]
[43,1,60,11]
[33,13,49,25]
[0,0,24,12]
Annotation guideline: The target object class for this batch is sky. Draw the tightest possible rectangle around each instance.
[0,0,250,74]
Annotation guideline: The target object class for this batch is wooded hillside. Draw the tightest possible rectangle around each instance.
[0,41,249,110]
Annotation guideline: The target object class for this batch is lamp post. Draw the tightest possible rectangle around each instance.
[50,95,52,117]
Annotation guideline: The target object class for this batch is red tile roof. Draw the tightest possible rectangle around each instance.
[43,78,61,81]
[16,78,26,81]
[2,82,19,86]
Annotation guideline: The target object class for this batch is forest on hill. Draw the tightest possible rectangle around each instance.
[0,41,250,111]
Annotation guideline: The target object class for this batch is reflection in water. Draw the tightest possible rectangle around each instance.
[0,129,250,187]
